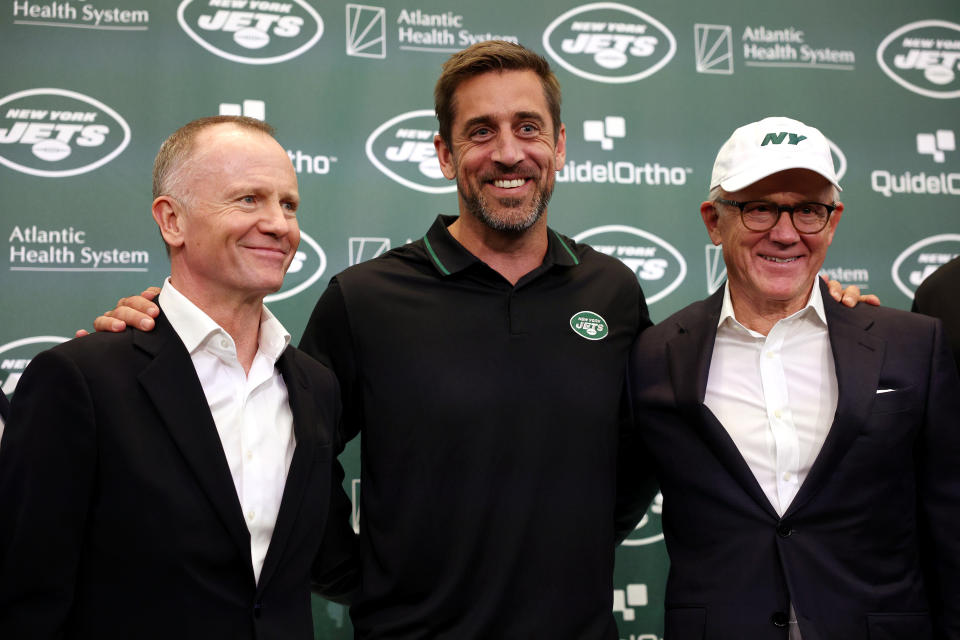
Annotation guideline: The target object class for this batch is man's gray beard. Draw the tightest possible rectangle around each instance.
[460,184,553,234]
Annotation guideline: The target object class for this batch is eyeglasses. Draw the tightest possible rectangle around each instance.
[715,198,836,234]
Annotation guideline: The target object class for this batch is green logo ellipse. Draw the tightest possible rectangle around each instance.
[570,310,608,341]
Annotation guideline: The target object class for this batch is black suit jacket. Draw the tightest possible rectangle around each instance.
[913,255,960,374]
[0,388,8,423]
[0,312,357,639]
[627,280,960,640]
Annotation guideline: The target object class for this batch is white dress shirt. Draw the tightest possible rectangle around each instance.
[704,282,838,638]
[159,278,295,583]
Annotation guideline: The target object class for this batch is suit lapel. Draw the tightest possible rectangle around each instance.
[785,292,885,517]
[667,290,779,518]
[134,314,252,563]
[257,347,319,591]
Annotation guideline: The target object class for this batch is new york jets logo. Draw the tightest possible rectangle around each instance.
[570,310,608,340]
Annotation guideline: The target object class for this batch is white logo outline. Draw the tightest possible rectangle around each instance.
[349,237,391,265]
[365,109,456,195]
[0,88,131,178]
[346,4,386,59]
[570,310,609,341]
[891,233,960,300]
[876,19,960,99]
[917,130,956,163]
[705,244,726,294]
[264,230,327,303]
[573,224,687,304]
[694,23,733,75]
[0,335,70,396]
[542,2,676,84]
[176,0,324,65]
[583,116,626,150]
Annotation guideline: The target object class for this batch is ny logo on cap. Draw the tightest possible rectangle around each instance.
[761,132,807,146]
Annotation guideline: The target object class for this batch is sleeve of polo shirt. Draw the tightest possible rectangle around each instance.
[310,358,360,604]
[0,349,96,637]
[613,281,657,545]
[916,319,960,638]
[300,277,363,444]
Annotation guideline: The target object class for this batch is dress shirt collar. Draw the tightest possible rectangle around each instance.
[717,279,828,335]
[158,277,291,363]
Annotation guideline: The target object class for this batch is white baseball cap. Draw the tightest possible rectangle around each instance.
[709,116,841,192]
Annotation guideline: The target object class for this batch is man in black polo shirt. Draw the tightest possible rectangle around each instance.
[297,42,655,637]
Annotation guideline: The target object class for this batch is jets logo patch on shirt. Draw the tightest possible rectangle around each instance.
[570,311,608,341]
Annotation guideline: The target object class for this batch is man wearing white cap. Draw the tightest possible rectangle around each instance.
[627,117,960,639]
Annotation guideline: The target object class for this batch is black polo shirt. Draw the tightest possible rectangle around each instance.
[300,215,653,639]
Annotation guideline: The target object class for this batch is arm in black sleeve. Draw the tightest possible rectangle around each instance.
[0,349,96,638]
[306,352,360,604]
[300,277,363,445]
[614,284,658,544]
[915,320,960,638]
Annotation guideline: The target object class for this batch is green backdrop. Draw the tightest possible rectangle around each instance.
[2,1,958,637]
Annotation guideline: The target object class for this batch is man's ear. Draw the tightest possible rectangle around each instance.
[434,134,457,180]
[554,122,566,170]
[152,196,187,249]
[824,201,843,246]
[700,201,723,246]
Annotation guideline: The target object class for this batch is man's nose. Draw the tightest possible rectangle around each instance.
[259,200,292,235]
[768,208,801,243]
[491,132,523,166]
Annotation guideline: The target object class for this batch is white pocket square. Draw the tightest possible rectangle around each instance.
[876,388,896,394]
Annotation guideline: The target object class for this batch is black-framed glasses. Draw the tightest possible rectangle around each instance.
[715,198,836,234]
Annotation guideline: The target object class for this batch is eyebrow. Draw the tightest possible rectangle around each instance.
[461,111,547,133]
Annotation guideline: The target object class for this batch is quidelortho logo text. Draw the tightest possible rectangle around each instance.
[177,0,323,64]
[573,225,686,304]
[877,20,960,99]
[0,89,130,178]
[891,234,960,300]
[0,336,68,397]
[365,110,454,194]
[543,2,675,84]
[562,115,692,187]
[263,231,326,302]
[871,130,960,198]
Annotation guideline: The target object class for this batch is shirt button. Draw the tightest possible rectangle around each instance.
[782,471,792,482]
[245,451,253,461]
[247,510,256,521]
[774,410,782,419]
[766,351,775,359]
[220,338,229,349]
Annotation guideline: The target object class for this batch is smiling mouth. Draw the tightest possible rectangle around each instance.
[484,175,531,189]
[245,246,288,256]
[761,255,801,263]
